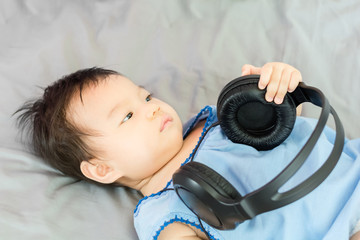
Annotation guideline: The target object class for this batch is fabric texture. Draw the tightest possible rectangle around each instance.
[134,106,360,240]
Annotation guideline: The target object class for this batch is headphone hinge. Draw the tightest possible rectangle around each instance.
[289,83,310,106]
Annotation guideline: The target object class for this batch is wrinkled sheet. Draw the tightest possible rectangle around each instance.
[1,0,359,239]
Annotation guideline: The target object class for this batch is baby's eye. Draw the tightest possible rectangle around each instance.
[145,93,153,102]
[122,112,133,123]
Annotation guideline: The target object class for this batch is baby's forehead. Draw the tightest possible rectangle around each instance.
[66,74,137,117]
[60,73,140,137]
[77,74,137,97]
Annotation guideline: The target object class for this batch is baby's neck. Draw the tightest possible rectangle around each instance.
[139,120,206,196]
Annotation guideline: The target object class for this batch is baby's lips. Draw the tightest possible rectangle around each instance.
[160,114,173,132]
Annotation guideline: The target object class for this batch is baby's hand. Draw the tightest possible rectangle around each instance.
[241,62,302,104]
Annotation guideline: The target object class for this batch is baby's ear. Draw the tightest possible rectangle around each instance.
[80,160,122,184]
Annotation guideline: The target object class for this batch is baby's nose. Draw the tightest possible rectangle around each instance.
[147,106,162,120]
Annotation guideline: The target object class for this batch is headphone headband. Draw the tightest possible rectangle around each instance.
[238,80,345,218]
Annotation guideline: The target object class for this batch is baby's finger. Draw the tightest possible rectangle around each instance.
[274,69,292,104]
[264,67,282,102]
[241,64,254,76]
[258,64,273,90]
[241,64,261,76]
[241,66,249,76]
[288,71,302,92]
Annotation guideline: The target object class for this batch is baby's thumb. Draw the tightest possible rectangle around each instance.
[241,64,259,76]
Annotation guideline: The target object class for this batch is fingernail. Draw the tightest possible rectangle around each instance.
[266,95,273,102]
[275,97,283,104]
[258,83,265,90]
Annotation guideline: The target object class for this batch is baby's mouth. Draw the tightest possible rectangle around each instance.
[160,114,173,132]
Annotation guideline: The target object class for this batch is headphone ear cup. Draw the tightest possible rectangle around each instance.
[177,162,241,200]
[173,162,242,229]
[217,76,296,150]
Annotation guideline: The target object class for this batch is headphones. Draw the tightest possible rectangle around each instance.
[172,75,345,230]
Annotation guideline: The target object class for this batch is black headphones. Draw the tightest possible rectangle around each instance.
[173,75,345,230]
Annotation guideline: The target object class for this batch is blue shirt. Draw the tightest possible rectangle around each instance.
[134,106,360,240]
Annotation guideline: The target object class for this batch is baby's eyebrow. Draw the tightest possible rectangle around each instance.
[107,102,122,120]
[107,85,147,120]
[138,85,146,91]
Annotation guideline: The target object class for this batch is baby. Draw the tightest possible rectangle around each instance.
[16,62,360,240]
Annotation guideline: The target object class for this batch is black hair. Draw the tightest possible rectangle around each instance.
[15,67,123,186]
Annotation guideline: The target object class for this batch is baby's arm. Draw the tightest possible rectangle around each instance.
[158,222,208,240]
[351,231,360,240]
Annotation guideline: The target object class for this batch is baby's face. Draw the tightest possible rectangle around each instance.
[67,74,184,184]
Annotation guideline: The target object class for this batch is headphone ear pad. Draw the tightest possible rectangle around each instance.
[217,77,296,150]
[179,162,241,200]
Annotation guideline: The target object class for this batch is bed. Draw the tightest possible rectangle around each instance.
[1,0,359,239]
